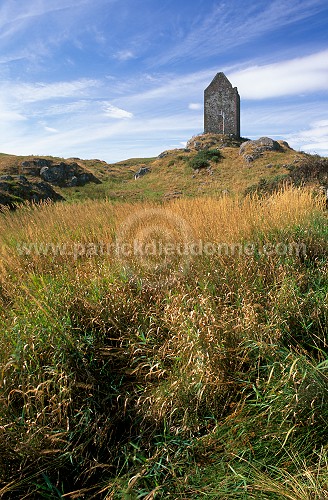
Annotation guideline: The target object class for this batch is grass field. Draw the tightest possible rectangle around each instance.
[0,135,306,205]
[0,187,328,498]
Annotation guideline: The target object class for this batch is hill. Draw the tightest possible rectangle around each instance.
[0,136,328,497]
[1,134,327,207]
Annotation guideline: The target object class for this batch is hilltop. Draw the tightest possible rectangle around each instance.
[0,134,327,208]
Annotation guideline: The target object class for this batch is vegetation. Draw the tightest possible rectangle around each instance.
[0,187,328,497]
[244,174,291,196]
[245,153,328,196]
[188,149,222,170]
[288,153,328,186]
[0,136,304,203]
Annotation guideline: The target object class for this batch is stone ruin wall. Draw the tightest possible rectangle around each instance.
[204,73,240,137]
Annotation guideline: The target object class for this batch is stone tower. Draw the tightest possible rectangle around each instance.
[204,73,240,137]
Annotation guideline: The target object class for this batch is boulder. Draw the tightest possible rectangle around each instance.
[134,167,150,179]
[19,158,101,187]
[186,133,244,151]
[21,159,52,176]
[157,151,170,159]
[239,137,283,162]
[39,161,101,187]
[0,176,64,210]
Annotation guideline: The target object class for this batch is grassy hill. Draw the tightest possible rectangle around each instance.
[0,134,322,205]
[0,136,328,497]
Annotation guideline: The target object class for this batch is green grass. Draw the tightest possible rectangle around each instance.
[0,136,308,204]
[0,189,328,497]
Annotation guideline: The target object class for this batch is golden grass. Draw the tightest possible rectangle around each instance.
[0,138,309,205]
[0,186,327,497]
[0,187,323,304]
[0,186,322,249]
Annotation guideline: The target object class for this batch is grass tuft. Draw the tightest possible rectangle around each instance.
[0,187,327,497]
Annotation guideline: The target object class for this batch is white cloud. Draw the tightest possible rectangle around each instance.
[114,50,136,61]
[33,100,90,116]
[229,49,328,99]
[286,120,328,155]
[44,126,58,133]
[188,103,202,110]
[0,1,87,41]
[156,0,328,65]
[9,79,99,103]
[0,109,26,122]
[103,103,133,119]
[122,69,214,104]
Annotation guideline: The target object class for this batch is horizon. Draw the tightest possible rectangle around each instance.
[0,0,328,162]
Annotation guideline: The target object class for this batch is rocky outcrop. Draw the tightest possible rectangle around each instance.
[21,158,52,176]
[134,167,150,179]
[0,175,64,210]
[239,137,285,163]
[21,159,101,187]
[186,133,244,151]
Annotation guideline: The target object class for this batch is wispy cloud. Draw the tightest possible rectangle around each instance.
[0,1,88,39]
[156,0,327,65]
[188,103,202,110]
[0,108,26,122]
[7,79,99,103]
[33,101,90,116]
[44,126,59,133]
[286,120,328,154]
[103,103,133,119]
[0,0,118,67]
[118,47,328,109]
[230,49,328,99]
[113,50,136,61]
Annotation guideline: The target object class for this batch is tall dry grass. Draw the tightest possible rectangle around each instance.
[0,187,322,276]
[0,187,327,497]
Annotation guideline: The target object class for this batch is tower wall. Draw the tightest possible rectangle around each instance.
[204,73,240,136]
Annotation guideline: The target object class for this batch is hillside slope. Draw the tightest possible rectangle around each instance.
[0,134,326,206]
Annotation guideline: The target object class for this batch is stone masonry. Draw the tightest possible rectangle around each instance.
[204,73,240,137]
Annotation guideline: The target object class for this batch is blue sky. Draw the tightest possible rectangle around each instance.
[0,0,328,162]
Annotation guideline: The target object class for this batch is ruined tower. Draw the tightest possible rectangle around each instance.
[204,73,240,137]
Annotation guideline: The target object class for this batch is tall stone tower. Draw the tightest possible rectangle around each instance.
[204,73,240,137]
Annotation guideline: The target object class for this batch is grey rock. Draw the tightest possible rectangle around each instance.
[18,175,28,183]
[21,158,52,176]
[239,137,283,162]
[279,140,291,149]
[68,176,78,187]
[39,161,101,187]
[157,151,169,159]
[134,167,150,179]
[0,175,64,210]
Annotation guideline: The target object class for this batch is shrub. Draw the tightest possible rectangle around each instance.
[244,174,291,196]
[189,149,222,170]
[189,154,210,170]
[244,154,328,198]
[288,154,328,186]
